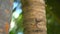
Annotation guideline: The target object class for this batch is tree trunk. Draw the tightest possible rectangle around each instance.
[0,0,13,34]
[21,0,47,34]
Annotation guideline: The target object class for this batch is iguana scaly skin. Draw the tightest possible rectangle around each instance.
[0,0,13,34]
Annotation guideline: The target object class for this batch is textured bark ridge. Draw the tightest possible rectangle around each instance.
[0,0,13,34]
[22,0,47,34]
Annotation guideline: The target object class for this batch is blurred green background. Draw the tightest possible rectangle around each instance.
[9,0,23,34]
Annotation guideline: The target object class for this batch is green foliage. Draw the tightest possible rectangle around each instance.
[46,0,60,34]
[9,13,23,34]
[15,13,24,32]
[46,0,60,22]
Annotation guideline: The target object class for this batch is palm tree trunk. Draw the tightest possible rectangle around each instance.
[0,0,13,34]
[21,0,47,34]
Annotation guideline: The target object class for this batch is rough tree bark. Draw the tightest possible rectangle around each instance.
[21,0,47,34]
[0,0,13,34]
